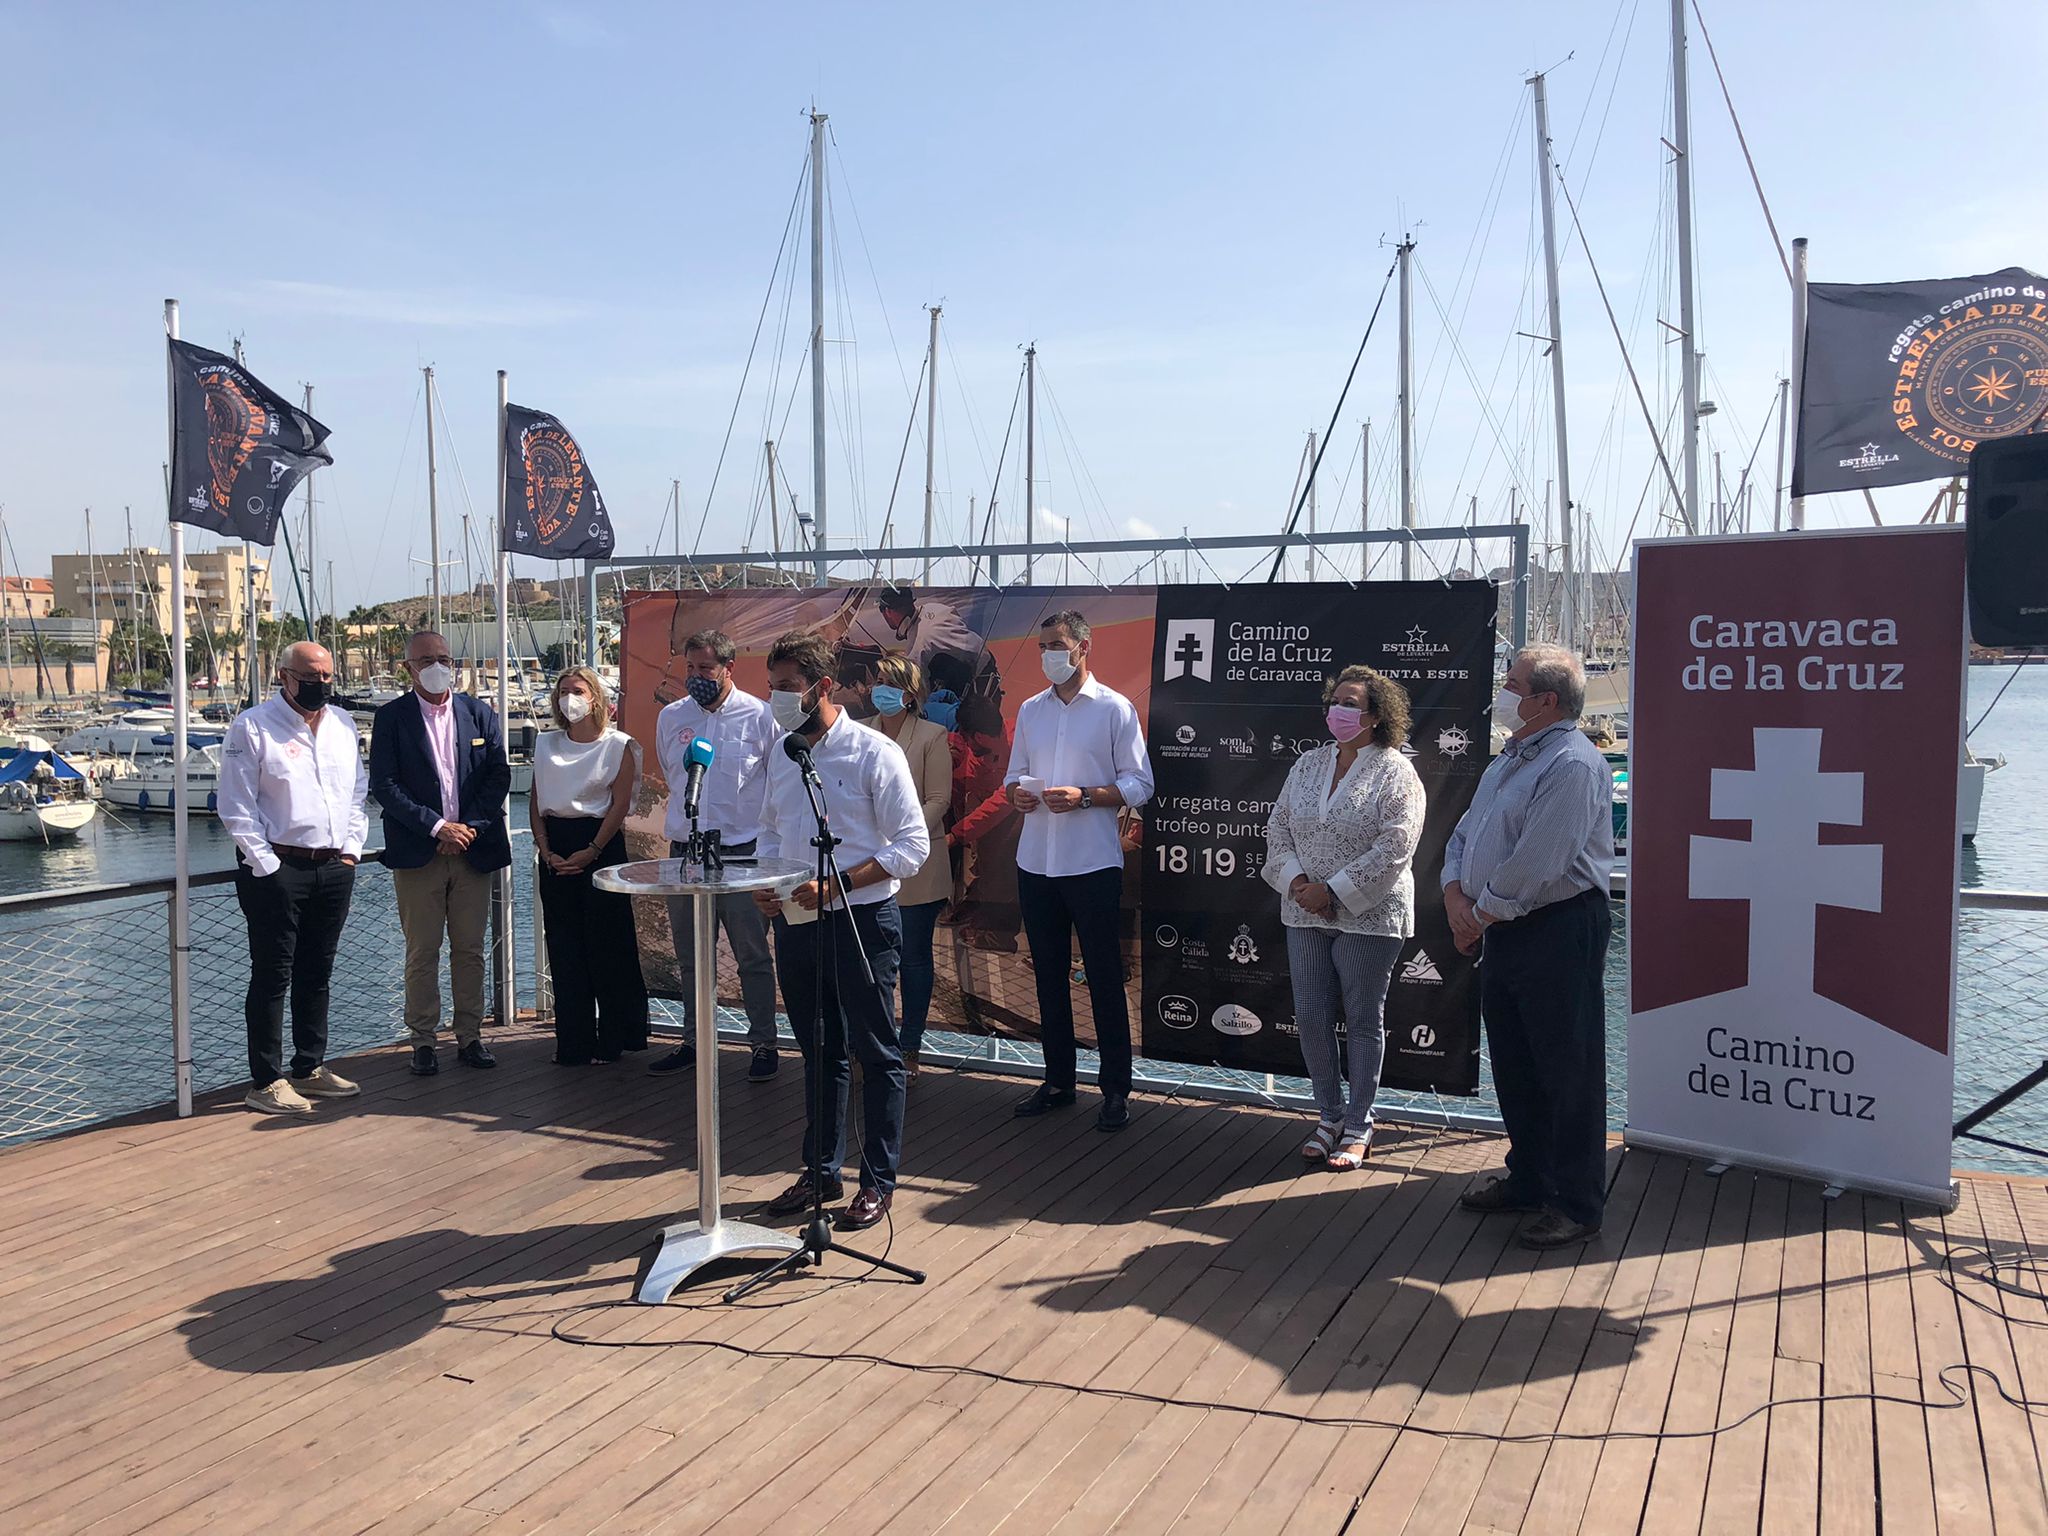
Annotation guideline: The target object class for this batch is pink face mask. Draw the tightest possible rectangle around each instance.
[1326,705,1366,743]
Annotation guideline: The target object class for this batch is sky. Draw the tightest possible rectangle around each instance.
[3,0,2045,615]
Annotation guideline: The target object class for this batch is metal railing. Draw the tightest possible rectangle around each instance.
[5,871,2043,1170]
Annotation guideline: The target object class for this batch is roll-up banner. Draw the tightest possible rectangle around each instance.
[1625,527,1966,1206]
[617,580,1498,1095]
[1139,581,1496,1092]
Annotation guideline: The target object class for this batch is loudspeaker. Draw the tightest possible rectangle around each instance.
[1967,433,2048,647]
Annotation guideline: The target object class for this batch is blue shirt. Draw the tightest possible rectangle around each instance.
[1441,720,1613,921]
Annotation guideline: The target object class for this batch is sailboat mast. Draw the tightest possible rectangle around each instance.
[85,506,103,694]
[1024,343,1037,585]
[231,340,258,702]
[1306,429,1319,579]
[424,365,443,631]
[1397,237,1416,579]
[809,110,829,586]
[1360,420,1371,581]
[302,383,315,656]
[922,305,940,584]
[1671,0,1703,534]
[126,507,140,682]
[1531,70,1577,651]
[1771,376,1790,532]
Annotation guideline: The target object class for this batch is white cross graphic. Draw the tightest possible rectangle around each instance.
[1688,728,1881,995]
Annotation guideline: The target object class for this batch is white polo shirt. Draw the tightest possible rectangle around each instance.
[217,693,370,876]
[656,686,775,845]
[757,711,929,905]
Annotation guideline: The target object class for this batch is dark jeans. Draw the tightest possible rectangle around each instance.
[1480,887,1612,1227]
[539,816,650,1063]
[773,900,905,1193]
[236,854,357,1088]
[1017,866,1131,1096]
[897,899,944,1055]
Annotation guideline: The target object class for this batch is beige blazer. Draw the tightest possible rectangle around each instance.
[862,713,955,908]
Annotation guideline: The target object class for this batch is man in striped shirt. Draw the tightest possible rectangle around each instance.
[1443,642,1615,1249]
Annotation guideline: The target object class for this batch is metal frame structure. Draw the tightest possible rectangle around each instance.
[576,524,1535,666]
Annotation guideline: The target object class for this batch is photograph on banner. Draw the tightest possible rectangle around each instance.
[1140,581,1497,1094]
[617,583,1156,1049]
[1625,527,1967,1204]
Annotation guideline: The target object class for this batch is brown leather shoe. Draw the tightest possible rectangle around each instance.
[836,1188,889,1230]
[765,1172,843,1217]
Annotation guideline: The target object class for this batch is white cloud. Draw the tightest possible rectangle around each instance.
[1034,507,1070,538]
[531,5,616,46]
[1125,517,1161,539]
[240,280,590,330]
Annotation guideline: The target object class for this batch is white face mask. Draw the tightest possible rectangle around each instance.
[1041,647,1078,686]
[1491,686,1529,733]
[559,692,591,724]
[416,662,455,695]
[770,685,816,733]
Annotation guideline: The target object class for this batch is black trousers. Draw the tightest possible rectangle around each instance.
[773,901,905,1192]
[1017,865,1131,1096]
[538,816,650,1063]
[236,854,356,1088]
[1480,887,1612,1227]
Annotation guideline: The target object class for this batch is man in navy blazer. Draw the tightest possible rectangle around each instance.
[369,631,512,1075]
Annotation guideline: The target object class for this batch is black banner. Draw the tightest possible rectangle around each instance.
[167,339,332,544]
[502,404,616,560]
[1139,581,1496,1093]
[1794,267,2048,496]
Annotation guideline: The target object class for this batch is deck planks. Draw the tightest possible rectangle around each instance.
[0,1029,2042,1534]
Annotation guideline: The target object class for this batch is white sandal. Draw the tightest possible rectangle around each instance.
[1302,1122,1341,1163]
[1327,1129,1374,1171]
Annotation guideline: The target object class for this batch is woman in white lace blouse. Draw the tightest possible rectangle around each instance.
[1263,666,1426,1170]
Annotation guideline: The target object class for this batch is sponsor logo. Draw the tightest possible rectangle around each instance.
[1175,724,1196,745]
[1154,924,1180,949]
[1885,293,2048,466]
[1227,925,1260,965]
[1410,1024,1437,1049]
[1159,995,1198,1029]
[1436,724,1472,759]
[520,422,589,548]
[1218,733,1256,758]
[1400,950,1444,985]
[1836,441,1903,475]
[1211,1003,1262,1036]
[1383,623,1452,660]
[1162,619,1216,682]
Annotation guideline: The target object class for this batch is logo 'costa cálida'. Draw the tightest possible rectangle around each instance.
[1890,295,2048,464]
[521,425,588,546]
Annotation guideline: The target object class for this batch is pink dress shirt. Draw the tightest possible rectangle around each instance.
[419,692,462,835]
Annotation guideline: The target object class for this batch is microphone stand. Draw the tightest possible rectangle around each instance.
[725,735,925,1301]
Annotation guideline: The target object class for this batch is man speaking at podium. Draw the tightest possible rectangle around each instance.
[751,629,929,1232]
[652,629,780,1080]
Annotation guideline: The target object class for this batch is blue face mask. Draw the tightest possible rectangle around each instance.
[685,674,722,708]
[871,685,907,717]
[924,690,960,732]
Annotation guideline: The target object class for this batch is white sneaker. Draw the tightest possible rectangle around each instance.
[246,1079,315,1115]
[293,1066,360,1099]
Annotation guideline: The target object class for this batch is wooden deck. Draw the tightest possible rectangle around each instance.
[4,1031,2048,1535]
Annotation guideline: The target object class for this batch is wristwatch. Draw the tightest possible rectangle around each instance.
[1077,787,1094,809]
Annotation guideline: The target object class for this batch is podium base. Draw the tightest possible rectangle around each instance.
[637,1218,806,1305]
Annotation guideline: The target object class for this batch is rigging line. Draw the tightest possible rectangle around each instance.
[1413,255,1541,511]
[1689,0,1792,285]
[821,124,919,407]
[870,354,930,580]
[1036,364,1118,545]
[368,379,424,608]
[966,364,1026,587]
[690,153,810,557]
[825,179,872,543]
[1551,158,1691,530]
[1262,254,1399,583]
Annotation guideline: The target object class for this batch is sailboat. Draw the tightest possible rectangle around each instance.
[0,738,98,841]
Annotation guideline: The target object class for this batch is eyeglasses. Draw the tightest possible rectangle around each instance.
[412,655,453,669]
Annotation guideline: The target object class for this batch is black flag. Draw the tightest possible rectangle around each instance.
[1794,267,2048,497]
[168,339,332,544]
[502,404,616,559]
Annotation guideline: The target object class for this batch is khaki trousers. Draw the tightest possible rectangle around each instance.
[392,852,492,1046]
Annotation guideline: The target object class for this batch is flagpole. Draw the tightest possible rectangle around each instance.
[494,370,515,1029]
[165,299,193,1119]
[1788,235,1809,532]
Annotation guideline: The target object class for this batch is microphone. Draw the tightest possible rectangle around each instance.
[682,736,715,820]
[783,733,822,785]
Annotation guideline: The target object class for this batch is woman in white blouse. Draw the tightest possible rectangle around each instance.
[1263,666,1426,1170]
[530,667,648,1065]
[853,652,954,1081]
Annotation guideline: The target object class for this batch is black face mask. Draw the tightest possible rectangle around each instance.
[288,676,331,712]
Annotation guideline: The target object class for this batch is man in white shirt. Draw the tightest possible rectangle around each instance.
[651,629,781,1079]
[1004,610,1154,1132]
[216,641,371,1116]
[749,628,929,1232]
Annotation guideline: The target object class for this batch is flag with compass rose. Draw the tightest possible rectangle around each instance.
[502,404,616,560]
[1794,266,2048,496]
[167,339,333,543]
